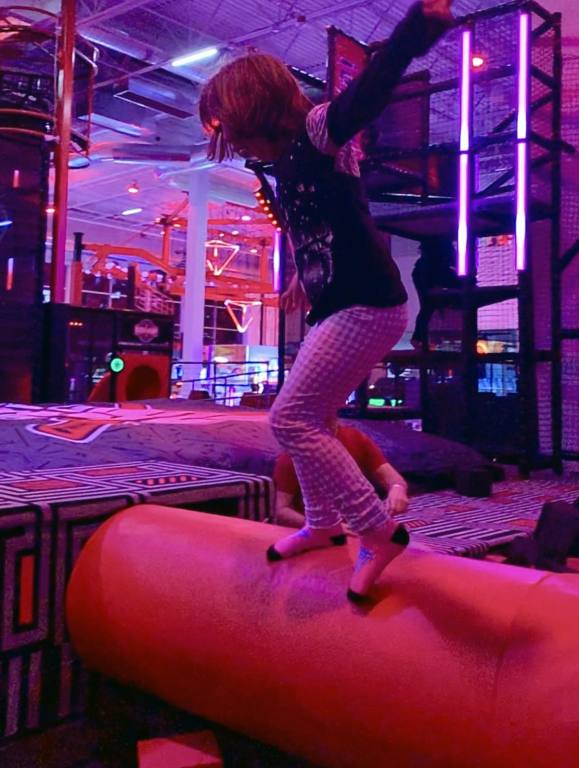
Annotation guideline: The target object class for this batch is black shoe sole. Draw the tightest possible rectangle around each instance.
[391,524,410,546]
[266,544,283,562]
[346,525,410,601]
[266,533,347,563]
[346,588,367,604]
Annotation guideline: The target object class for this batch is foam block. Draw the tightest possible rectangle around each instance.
[454,467,492,497]
[66,505,579,768]
[137,731,222,768]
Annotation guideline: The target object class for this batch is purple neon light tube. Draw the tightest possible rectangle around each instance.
[516,12,530,271]
[458,28,472,277]
[273,230,281,292]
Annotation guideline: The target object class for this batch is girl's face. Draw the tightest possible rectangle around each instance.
[222,125,284,162]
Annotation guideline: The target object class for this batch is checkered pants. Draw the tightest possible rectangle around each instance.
[270,303,408,533]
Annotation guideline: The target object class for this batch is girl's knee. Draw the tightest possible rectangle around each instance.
[269,403,297,442]
[270,402,321,448]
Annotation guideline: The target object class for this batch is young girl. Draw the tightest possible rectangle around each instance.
[200,0,453,601]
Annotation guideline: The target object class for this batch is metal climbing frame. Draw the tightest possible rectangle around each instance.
[359,0,574,470]
[0,4,98,301]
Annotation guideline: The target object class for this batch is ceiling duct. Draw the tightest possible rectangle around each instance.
[162,165,259,208]
[77,90,154,138]
[83,28,164,63]
[207,181,259,207]
[110,143,195,163]
[113,74,197,120]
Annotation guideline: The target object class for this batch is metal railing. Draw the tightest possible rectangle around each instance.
[134,284,174,315]
[173,360,286,406]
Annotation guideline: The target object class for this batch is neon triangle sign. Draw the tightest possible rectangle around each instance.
[205,239,240,277]
[224,299,262,333]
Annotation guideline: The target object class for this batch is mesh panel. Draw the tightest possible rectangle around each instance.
[367,5,567,462]
[530,75,553,137]
[529,50,553,206]
[476,141,513,196]
[560,56,579,456]
[424,363,467,441]
[473,77,515,143]
[428,309,463,351]
[531,219,552,351]
[412,24,462,146]
[474,14,517,70]
[562,254,579,330]
[429,87,461,145]
[532,20,554,79]
[409,25,462,86]
[477,235,517,286]
[529,53,553,206]
[562,340,579,454]
[561,56,579,262]
[478,300,519,349]
[536,361,552,454]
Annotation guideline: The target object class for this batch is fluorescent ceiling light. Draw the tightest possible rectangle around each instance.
[121,207,143,216]
[0,219,13,227]
[171,46,219,68]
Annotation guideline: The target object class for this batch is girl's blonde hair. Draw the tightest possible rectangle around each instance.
[199,53,312,161]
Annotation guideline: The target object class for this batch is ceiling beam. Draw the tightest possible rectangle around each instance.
[78,0,156,27]
[91,0,378,91]
[230,0,384,45]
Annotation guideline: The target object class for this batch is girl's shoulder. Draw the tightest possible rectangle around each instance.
[305,104,361,178]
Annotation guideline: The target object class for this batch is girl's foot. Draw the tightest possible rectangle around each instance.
[266,523,346,562]
[347,523,409,602]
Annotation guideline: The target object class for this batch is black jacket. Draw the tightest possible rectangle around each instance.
[272,2,451,325]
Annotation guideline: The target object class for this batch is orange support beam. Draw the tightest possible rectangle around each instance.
[51,0,76,303]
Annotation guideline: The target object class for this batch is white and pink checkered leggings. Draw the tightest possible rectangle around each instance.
[270,303,408,534]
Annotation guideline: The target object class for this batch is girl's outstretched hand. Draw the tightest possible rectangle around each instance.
[423,0,453,21]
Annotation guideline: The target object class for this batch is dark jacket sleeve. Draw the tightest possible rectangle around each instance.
[327,2,452,147]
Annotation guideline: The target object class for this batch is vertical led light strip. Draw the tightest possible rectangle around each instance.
[273,230,281,292]
[458,28,472,277]
[5,258,13,291]
[516,12,530,270]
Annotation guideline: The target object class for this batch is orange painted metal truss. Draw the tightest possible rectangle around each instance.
[78,242,278,308]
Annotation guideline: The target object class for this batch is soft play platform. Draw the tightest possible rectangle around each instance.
[1,400,575,746]
[399,478,579,556]
[0,400,491,485]
[67,504,579,768]
[0,462,272,740]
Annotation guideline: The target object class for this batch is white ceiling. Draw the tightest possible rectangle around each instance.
[15,0,579,254]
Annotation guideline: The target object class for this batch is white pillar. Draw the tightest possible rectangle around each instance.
[181,170,209,397]
[243,304,262,347]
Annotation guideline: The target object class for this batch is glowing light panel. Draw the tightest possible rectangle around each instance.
[516,12,530,271]
[458,29,472,277]
[273,230,281,292]
[171,47,219,68]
